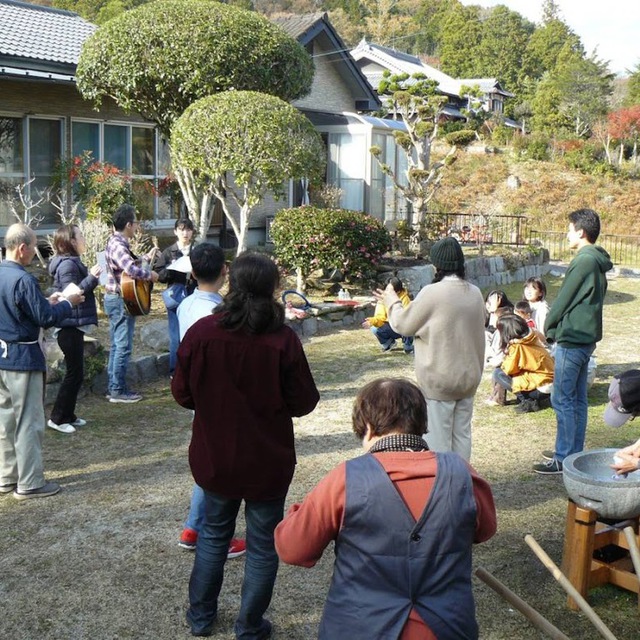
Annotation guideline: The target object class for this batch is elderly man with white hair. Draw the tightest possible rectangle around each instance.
[0,223,83,499]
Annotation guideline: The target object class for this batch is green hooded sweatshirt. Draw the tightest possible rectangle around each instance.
[545,244,613,347]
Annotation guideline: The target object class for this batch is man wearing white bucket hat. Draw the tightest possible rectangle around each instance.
[607,370,640,475]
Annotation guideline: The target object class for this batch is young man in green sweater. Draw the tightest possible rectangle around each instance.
[534,209,613,475]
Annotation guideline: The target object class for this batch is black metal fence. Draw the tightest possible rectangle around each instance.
[434,213,529,247]
[529,230,640,267]
[408,213,640,267]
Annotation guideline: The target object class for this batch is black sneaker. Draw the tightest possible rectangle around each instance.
[533,459,563,475]
[515,399,540,413]
[541,450,555,461]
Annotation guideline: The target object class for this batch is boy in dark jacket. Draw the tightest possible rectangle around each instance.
[534,209,613,475]
[154,218,196,376]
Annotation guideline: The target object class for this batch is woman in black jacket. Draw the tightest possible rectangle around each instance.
[48,224,101,434]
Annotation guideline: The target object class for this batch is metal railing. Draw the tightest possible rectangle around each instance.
[529,230,640,267]
[433,213,529,247]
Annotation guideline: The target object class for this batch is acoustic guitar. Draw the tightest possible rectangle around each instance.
[121,272,152,316]
[120,237,159,316]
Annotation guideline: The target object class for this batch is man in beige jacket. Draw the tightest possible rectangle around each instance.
[382,237,485,460]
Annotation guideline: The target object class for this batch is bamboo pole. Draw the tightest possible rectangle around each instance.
[475,567,572,640]
[622,526,640,590]
[524,535,619,640]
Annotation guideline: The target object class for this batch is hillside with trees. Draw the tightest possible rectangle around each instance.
[45,0,640,235]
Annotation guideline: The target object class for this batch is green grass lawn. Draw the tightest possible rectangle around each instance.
[0,272,638,639]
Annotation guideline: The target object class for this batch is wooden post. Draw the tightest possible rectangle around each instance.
[561,501,598,610]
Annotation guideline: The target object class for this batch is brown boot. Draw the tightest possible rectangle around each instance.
[493,383,507,406]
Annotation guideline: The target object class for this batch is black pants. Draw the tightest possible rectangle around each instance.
[50,327,84,425]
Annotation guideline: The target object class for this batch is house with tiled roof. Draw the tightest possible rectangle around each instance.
[0,3,411,241]
[273,13,411,223]
[351,39,515,121]
[0,0,173,232]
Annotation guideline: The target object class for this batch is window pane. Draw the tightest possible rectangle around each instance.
[132,127,154,175]
[132,179,154,221]
[29,175,57,225]
[29,118,61,174]
[72,121,100,158]
[158,137,171,176]
[0,117,23,174]
[104,124,128,170]
[0,177,21,225]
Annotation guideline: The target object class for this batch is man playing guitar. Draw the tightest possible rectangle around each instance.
[104,204,159,404]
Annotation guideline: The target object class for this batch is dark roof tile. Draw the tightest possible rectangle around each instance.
[0,0,95,66]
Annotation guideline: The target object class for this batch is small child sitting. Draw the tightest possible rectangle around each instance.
[492,314,554,413]
[523,277,549,337]
[514,300,536,328]
[362,277,414,354]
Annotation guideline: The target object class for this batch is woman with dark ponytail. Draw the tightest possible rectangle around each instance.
[172,251,319,638]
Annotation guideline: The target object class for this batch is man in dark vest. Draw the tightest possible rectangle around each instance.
[275,377,497,639]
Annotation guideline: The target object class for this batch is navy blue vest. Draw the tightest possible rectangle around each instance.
[319,451,478,640]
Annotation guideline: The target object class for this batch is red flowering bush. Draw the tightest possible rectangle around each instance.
[55,151,132,221]
[271,206,391,289]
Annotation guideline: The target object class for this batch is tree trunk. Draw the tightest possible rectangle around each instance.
[296,268,305,293]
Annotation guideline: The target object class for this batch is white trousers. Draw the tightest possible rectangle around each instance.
[423,396,474,462]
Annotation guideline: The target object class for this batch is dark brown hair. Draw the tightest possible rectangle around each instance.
[217,252,284,334]
[352,378,427,439]
[52,224,79,257]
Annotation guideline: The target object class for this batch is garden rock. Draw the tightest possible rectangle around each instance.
[140,320,170,352]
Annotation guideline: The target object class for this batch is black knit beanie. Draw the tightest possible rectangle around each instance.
[430,236,464,271]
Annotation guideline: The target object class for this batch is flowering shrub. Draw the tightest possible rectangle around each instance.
[271,206,391,290]
[54,151,132,222]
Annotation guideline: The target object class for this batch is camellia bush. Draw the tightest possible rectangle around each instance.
[271,206,392,292]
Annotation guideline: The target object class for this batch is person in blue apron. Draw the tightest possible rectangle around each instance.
[275,377,497,640]
[0,223,83,499]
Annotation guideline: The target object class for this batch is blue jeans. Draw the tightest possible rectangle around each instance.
[104,293,136,395]
[185,483,205,532]
[492,367,512,391]
[552,343,595,462]
[370,324,413,351]
[167,307,179,376]
[188,490,285,638]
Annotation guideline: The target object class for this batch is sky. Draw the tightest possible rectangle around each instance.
[460,0,640,76]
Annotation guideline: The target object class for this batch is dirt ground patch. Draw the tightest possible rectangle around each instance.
[1,274,639,639]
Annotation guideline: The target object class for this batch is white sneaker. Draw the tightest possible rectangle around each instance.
[71,418,87,427]
[47,419,76,434]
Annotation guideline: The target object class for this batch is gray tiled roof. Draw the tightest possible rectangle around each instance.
[272,12,326,42]
[0,0,95,69]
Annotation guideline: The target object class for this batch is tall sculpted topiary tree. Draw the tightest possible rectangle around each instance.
[171,91,325,254]
[372,71,459,251]
[76,0,314,237]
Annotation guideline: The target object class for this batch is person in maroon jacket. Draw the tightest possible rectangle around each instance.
[171,252,319,639]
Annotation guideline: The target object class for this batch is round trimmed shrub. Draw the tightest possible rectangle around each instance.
[271,207,391,287]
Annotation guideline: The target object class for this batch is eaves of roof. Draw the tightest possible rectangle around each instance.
[274,13,381,109]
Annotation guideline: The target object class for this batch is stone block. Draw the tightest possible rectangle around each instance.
[156,353,170,377]
[91,369,109,395]
[44,382,60,406]
[135,355,159,383]
[342,314,355,326]
[302,317,318,336]
[140,320,170,352]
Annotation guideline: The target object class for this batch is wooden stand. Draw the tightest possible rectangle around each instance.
[561,500,640,610]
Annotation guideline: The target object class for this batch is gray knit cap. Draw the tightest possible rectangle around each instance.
[430,236,464,271]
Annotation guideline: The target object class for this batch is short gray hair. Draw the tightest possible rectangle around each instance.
[4,223,35,251]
